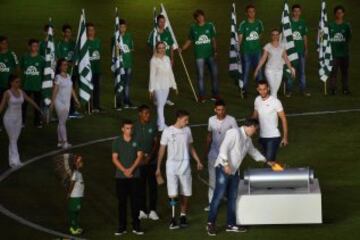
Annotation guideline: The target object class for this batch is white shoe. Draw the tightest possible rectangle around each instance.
[204,206,210,212]
[62,142,72,149]
[166,100,175,106]
[57,142,63,148]
[138,210,148,220]
[148,210,159,220]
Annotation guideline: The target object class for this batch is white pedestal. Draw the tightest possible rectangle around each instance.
[236,179,322,225]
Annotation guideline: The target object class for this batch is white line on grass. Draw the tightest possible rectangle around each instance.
[0,108,359,239]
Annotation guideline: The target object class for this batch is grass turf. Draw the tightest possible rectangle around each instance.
[0,0,360,239]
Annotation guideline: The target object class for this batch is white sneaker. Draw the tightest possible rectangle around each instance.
[62,142,72,149]
[57,142,63,148]
[166,100,175,106]
[204,206,210,212]
[138,210,148,220]
[148,210,159,220]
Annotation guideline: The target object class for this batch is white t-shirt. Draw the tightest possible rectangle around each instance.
[70,170,84,198]
[55,74,73,106]
[254,95,284,138]
[160,125,193,175]
[264,43,285,71]
[207,115,238,161]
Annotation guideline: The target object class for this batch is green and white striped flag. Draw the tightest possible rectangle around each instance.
[152,7,160,49]
[160,4,179,50]
[317,0,333,82]
[74,9,93,103]
[229,2,243,89]
[111,8,125,94]
[281,0,298,77]
[42,18,55,106]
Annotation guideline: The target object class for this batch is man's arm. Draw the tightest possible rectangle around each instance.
[112,152,129,176]
[212,37,217,57]
[248,140,274,166]
[252,110,259,119]
[238,34,243,49]
[204,132,212,160]
[181,39,192,51]
[190,143,203,170]
[129,151,144,175]
[303,35,308,57]
[278,111,288,146]
[156,144,166,175]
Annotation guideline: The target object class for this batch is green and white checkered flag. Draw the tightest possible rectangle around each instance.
[42,18,55,106]
[229,2,243,89]
[151,7,160,49]
[281,0,298,78]
[111,8,125,95]
[74,9,93,103]
[160,4,179,50]
[317,0,333,82]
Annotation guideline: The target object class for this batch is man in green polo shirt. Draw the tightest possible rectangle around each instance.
[133,105,160,221]
[112,119,144,236]
[238,4,264,97]
[86,22,102,112]
[20,39,45,128]
[147,14,176,107]
[329,5,352,95]
[0,35,19,131]
[286,4,311,97]
[182,9,219,103]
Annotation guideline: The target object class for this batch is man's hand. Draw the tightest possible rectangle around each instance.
[197,161,204,171]
[123,168,133,178]
[281,137,288,147]
[223,165,232,175]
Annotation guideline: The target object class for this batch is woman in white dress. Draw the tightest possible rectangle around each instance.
[254,29,295,98]
[0,74,41,168]
[50,59,80,149]
[149,41,177,131]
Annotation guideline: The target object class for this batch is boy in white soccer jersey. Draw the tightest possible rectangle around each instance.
[156,110,203,229]
[204,100,237,211]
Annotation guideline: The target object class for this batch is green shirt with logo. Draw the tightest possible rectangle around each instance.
[291,18,308,54]
[189,22,216,59]
[56,40,75,62]
[133,120,158,158]
[112,136,141,178]
[120,32,134,69]
[329,21,352,57]
[147,28,174,56]
[238,19,264,54]
[20,53,45,91]
[87,38,101,74]
[0,51,18,88]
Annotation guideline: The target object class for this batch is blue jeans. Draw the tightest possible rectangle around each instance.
[116,68,132,106]
[241,52,263,91]
[286,53,306,92]
[195,57,219,98]
[259,137,281,161]
[208,166,239,226]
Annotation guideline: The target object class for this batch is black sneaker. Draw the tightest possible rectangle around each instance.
[132,228,144,235]
[242,90,248,99]
[169,218,180,230]
[114,229,127,236]
[225,225,247,233]
[179,215,188,228]
[207,223,216,236]
[343,89,351,95]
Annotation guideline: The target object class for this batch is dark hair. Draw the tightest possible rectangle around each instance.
[334,5,345,14]
[122,119,133,127]
[119,19,127,25]
[28,38,39,46]
[176,110,190,119]
[214,99,226,107]
[55,58,68,75]
[54,153,82,189]
[8,74,20,88]
[243,118,259,127]
[193,9,205,19]
[43,24,51,32]
[155,41,165,49]
[138,104,150,113]
[86,22,95,28]
[62,24,72,32]
[246,4,256,11]
[292,4,302,11]
[271,28,280,34]
[157,14,165,22]
[256,80,269,87]
[0,35,8,42]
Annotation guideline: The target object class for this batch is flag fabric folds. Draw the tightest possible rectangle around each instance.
[42,18,55,106]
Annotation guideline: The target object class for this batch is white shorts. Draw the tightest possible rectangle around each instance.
[166,173,192,197]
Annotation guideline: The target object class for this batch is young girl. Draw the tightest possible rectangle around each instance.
[149,41,177,131]
[55,154,85,235]
[0,74,41,168]
[254,29,295,98]
[50,58,80,149]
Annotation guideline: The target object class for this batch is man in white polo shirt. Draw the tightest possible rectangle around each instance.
[252,80,288,162]
[156,110,203,230]
[204,99,237,211]
[207,118,274,236]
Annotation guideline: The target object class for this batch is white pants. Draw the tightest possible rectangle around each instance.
[3,114,22,167]
[208,159,216,203]
[154,89,169,131]
[55,101,70,142]
[265,69,283,98]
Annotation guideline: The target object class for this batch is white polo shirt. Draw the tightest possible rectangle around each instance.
[254,95,284,138]
[160,125,193,175]
[70,170,84,198]
[207,115,238,161]
[215,127,266,175]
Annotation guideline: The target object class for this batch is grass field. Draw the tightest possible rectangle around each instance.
[0,0,360,239]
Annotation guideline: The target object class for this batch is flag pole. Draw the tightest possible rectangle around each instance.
[177,50,198,102]
[324,81,327,95]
